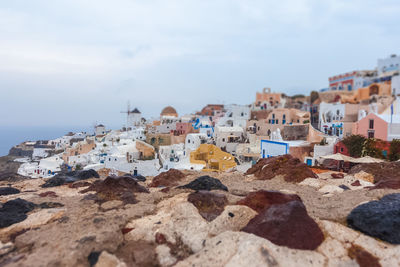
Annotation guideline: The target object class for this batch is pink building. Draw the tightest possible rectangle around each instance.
[173,122,198,136]
[353,113,388,140]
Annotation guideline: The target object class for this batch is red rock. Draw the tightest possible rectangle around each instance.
[160,187,170,193]
[149,169,185,187]
[155,233,167,244]
[371,179,400,190]
[351,180,361,186]
[348,244,381,267]
[331,173,344,179]
[121,228,134,234]
[245,155,317,183]
[187,191,228,221]
[241,200,324,250]
[68,181,91,188]
[38,191,58,198]
[80,176,149,204]
[236,190,301,213]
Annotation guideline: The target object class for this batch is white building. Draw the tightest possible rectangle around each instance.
[214,126,244,154]
[127,108,142,127]
[378,54,400,76]
[217,104,250,128]
[95,124,106,136]
[185,133,209,153]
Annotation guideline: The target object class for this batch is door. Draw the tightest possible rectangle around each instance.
[306,159,312,166]
[133,169,138,176]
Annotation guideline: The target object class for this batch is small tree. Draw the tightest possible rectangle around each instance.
[361,138,383,158]
[342,135,366,157]
[75,164,82,171]
[389,139,400,161]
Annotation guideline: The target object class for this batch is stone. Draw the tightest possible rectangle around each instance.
[100,200,123,210]
[178,176,228,191]
[331,173,344,179]
[0,187,20,196]
[41,169,99,188]
[37,202,64,209]
[94,251,127,267]
[339,185,350,191]
[149,169,185,187]
[348,244,381,267]
[347,193,400,244]
[354,171,374,184]
[80,176,149,204]
[68,181,92,188]
[0,241,14,256]
[0,208,65,239]
[236,190,301,213]
[318,185,344,194]
[245,154,317,183]
[175,231,326,267]
[351,180,361,186]
[0,198,35,228]
[187,191,228,221]
[88,251,101,266]
[241,200,324,250]
[38,191,58,198]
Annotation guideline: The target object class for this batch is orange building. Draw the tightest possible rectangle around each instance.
[255,88,282,110]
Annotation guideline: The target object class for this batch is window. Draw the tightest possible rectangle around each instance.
[222,138,225,142]
[340,147,344,152]
[368,131,375,138]
[369,119,374,129]
[272,114,275,119]
[276,120,279,124]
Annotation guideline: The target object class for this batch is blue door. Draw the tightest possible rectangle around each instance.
[306,159,312,166]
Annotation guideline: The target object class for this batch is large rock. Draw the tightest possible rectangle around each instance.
[149,169,185,187]
[236,190,301,213]
[245,155,317,183]
[42,169,99,188]
[175,231,326,267]
[347,193,400,244]
[80,176,149,204]
[178,176,228,191]
[187,191,228,221]
[371,179,400,190]
[0,198,35,228]
[349,162,400,183]
[0,187,20,196]
[241,200,324,250]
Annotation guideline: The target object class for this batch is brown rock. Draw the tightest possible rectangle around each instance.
[38,191,58,198]
[68,181,92,189]
[187,191,228,221]
[351,180,361,186]
[371,179,400,190]
[149,169,186,187]
[80,176,149,204]
[236,190,301,213]
[155,232,167,244]
[349,162,400,183]
[245,155,317,183]
[348,244,381,267]
[241,200,324,250]
[331,173,344,179]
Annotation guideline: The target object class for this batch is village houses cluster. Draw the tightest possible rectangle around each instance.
[12,54,400,178]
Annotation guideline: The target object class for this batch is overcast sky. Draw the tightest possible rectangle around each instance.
[1,0,399,128]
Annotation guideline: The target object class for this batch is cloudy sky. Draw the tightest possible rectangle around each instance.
[1,0,399,128]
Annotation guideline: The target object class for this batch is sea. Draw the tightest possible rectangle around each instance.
[0,126,92,157]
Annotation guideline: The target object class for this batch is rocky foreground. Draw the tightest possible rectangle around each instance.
[1,156,400,267]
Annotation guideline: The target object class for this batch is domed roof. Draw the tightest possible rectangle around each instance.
[161,106,178,117]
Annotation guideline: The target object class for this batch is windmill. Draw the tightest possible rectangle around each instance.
[120,101,131,129]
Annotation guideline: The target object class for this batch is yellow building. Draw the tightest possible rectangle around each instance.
[190,144,237,172]
[341,82,392,103]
